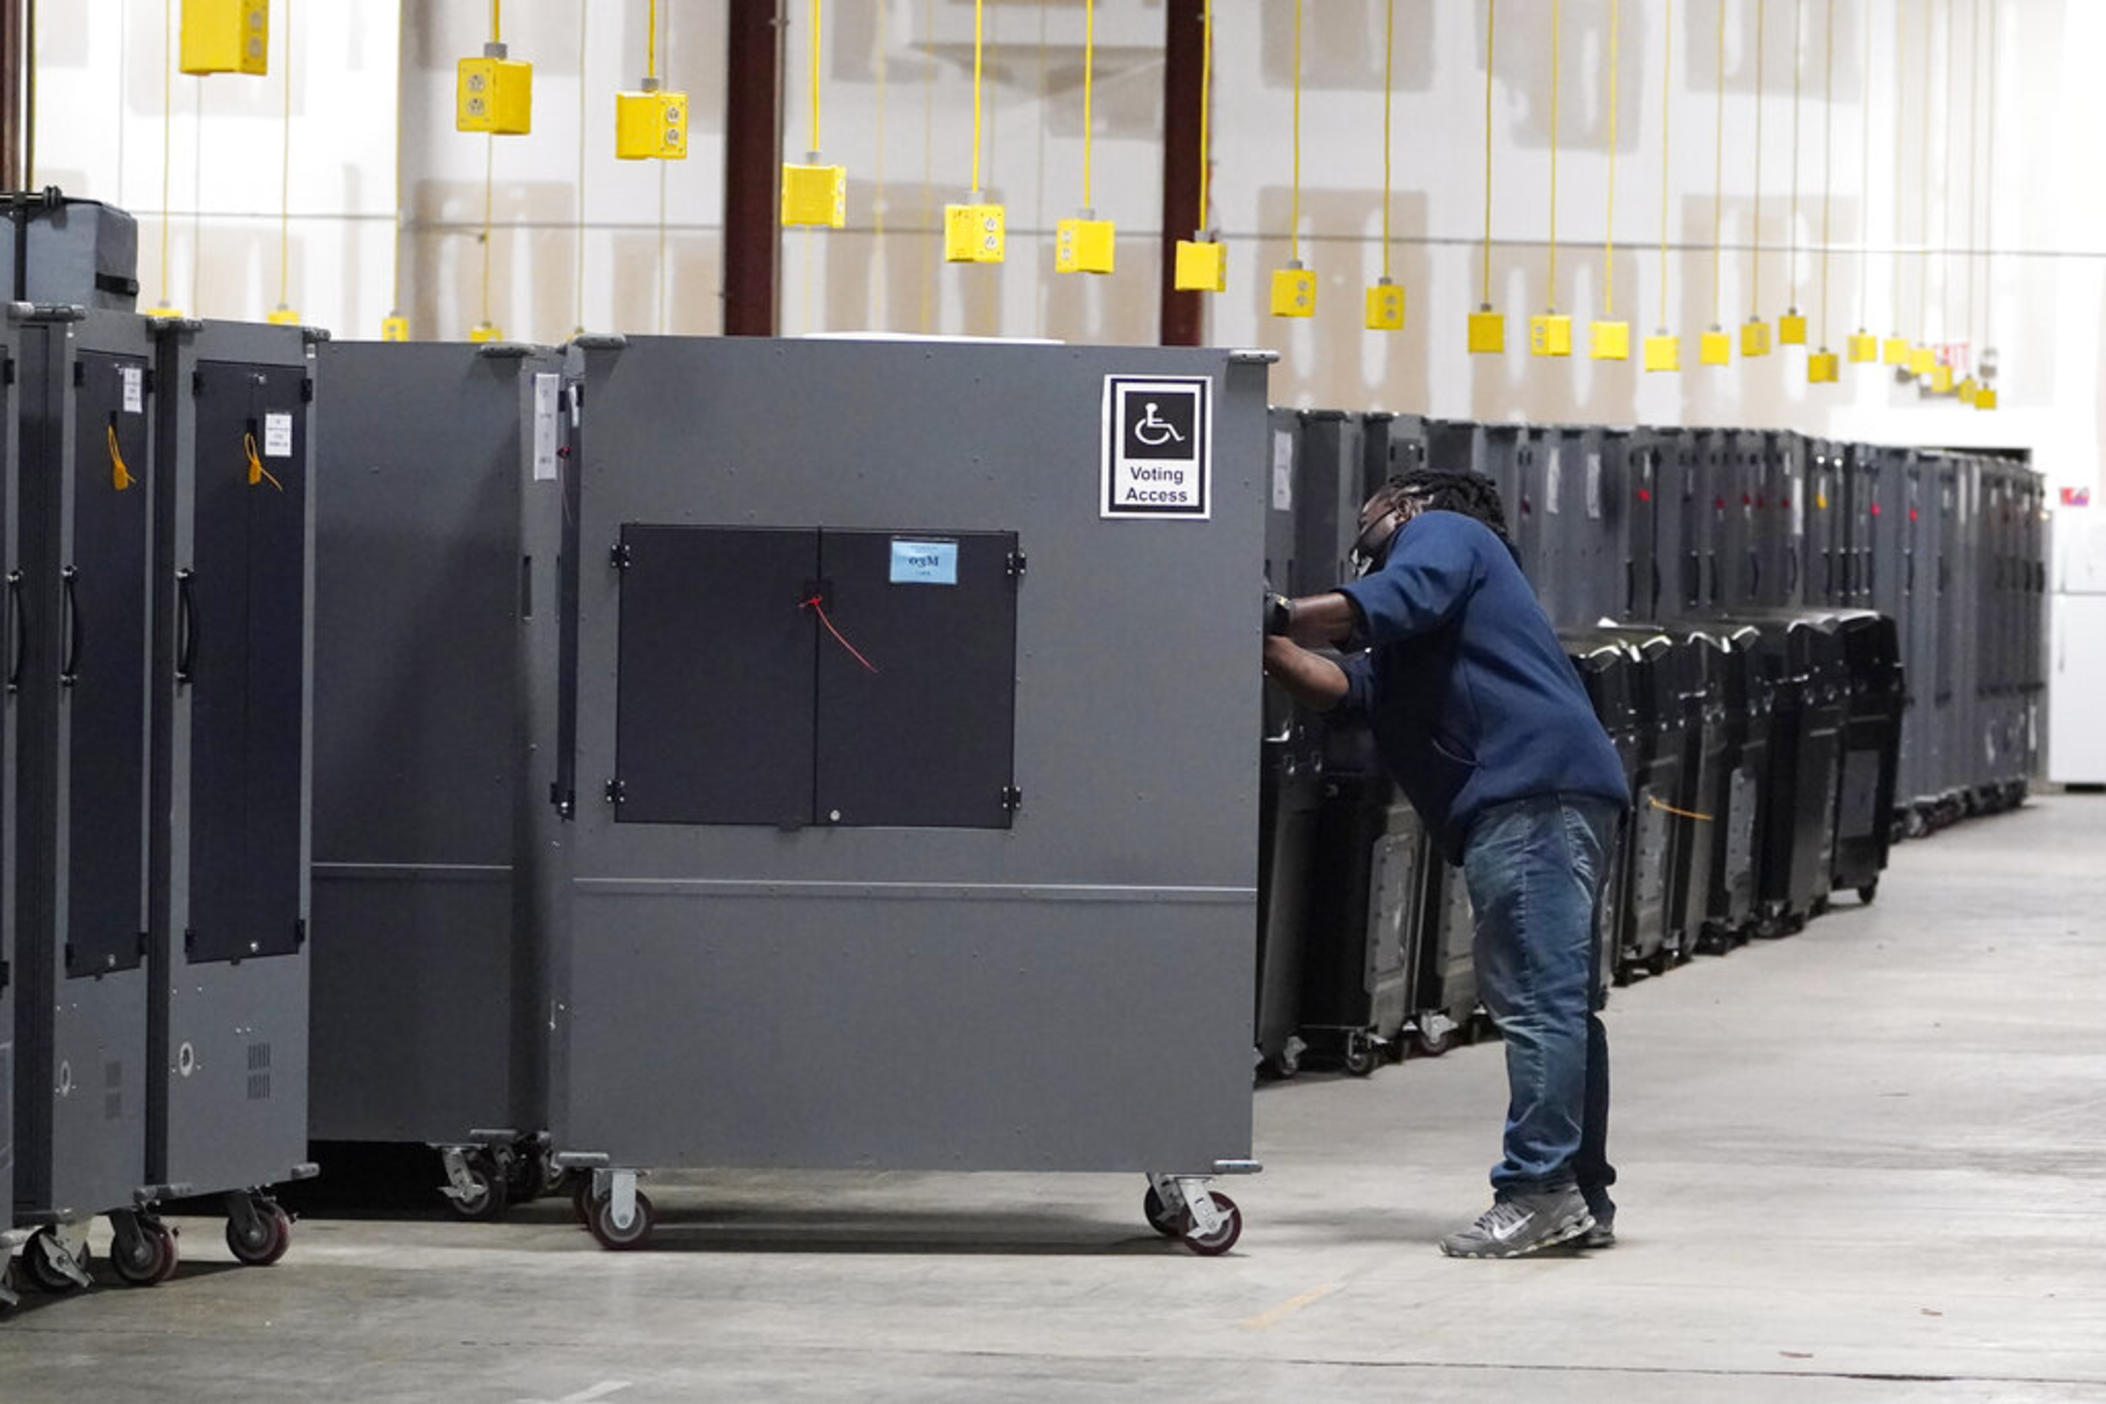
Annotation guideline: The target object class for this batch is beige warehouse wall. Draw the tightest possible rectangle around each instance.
[34,1,2104,498]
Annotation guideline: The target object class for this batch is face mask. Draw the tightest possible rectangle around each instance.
[1350,506,1406,578]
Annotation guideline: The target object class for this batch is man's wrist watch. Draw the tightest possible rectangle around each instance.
[1266,594,1294,637]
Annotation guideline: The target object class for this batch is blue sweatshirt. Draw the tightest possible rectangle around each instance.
[1338,510,1629,864]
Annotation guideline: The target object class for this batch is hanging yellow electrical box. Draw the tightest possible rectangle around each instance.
[1467,308,1505,355]
[1808,350,1840,384]
[1930,362,1955,394]
[469,322,504,344]
[945,204,1006,264]
[1778,311,1807,345]
[1975,385,1998,410]
[1907,346,1935,378]
[1848,331,1878,363]
[1174,238,1227,293]
[1589,321,1630,362]
[616,83,688,160]
[181,0,270,77]
[1364,279,1405,332]
[1528,314,1572,358]
[1956,376,1980,404]
[1270,263,1316,319]
[457,45,534,135]
[380,314,410,343]
[782,160,848,228]
[1882,336,1910,366]
[1056,215,1117,275]
[1740,319,1772,358]
[1643,333,1680,372]
[266,304,300,327]
[1700,327,1732,366]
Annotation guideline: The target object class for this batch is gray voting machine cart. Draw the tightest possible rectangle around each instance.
[533,336,1267,1254]
[145,317,320,1266]
[309,340,560,1217]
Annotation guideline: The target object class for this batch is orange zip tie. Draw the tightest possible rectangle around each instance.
[243,431,284,492]
[106,424,134,491]
[1648,795,1714,821]
[802,595,878,674]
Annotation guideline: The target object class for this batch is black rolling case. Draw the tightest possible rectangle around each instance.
[2,189,140,310]
[1296,732,1429,1075]
[1563,635,1640,989]
[1412,857,1479,1056]
[1672,629,1736,951]
[1734,613,1848,934]
[1590,628,1695,977]
[1827,610,1904,903]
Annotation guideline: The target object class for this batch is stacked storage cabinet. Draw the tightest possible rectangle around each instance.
[145,318,319,1264]
[535,337,1265,1254]
[1826,611,1905,903]
[1742,613,1848,932]
[1253,410,1330,1078]
[308,341,560,1215]
[8,308,165,1291]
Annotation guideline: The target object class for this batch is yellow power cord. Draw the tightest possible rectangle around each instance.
[575,0,587,333]
[1082,0,1096,209]
[1656,0,1672,332]
[647,0,658,82]
[277,0,294,312]
[1856,0,1871,336]
[1787,0,1803,314]
[1649,795,1715,822]
[970,0,985,194]
[1981,0,1997,359]
[1481,0,1496,309]
[1711,0,1725,327]
[809,0,822,153]
[1602,0,1618,320]
[1546,0,1560,312]
[1818,0,1834,349]
[1289,0,1303,264]
[108,424,134,492]
[157,0,174,310]
[1199,0,1213,233]
[1749,0,1763,319]
[1918,0,1931,347]
[481,136,494,330]
[1380,0,1394,282]
[243,432,284,492]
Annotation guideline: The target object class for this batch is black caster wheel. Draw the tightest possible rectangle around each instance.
[1414,1026,1455,1058]
[1181,1193,1243,1257]
[111,1219,179,1288]
[1857,881,1879,905]
[1784,913,1808,935]
[587,1189,656,1251]
[1647,947,1674,977]
[1810,897,1830,919]
[24,1230,89,1294]
[445,1153,510,1222]
[226,1202,293,1268]
[541,1157,573,1201]
[504,1146,542,1203]
[571,1176,598,1229]
[1342,1033,1380,1078]
[1142,1186,1187,1238]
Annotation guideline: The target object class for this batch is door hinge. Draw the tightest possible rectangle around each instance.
[301,376,315,403]
[183,928,196,956]
[610,542,632,571]
[550,781,576,818]
[142,367,156,396]
[72,360,85,386]
[1000,786,1024,813]
[192,368,206,396]
[137,931,150,958]
[605,778,626,807]
[294,919,307,949]
[1006,550,1027,580]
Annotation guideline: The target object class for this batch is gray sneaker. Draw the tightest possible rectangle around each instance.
[1582,1209,1616,1249]
[1439,1189,1594,1259]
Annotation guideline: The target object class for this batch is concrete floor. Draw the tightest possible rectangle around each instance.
[4,796,2105,1403]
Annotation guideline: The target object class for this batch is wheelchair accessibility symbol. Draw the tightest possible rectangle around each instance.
[1103,374,1212,520]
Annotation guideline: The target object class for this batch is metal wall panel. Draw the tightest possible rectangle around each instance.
[0,318,19,1227]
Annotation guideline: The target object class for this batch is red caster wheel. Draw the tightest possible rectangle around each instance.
[227,1201,294,1268]
[112,1218,179,1288]
[1181,1193,1243,1257]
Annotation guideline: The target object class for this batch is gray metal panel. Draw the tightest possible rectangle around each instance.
[148,318,315,1195]
[11,308,152,1221]
[552,337,1262,1172]
[0,317,19,1223]
[308,341,552,1143]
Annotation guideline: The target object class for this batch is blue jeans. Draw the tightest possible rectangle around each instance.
[1462,793,1620,1210]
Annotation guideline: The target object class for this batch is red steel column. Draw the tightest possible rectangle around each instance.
[722,0,783,336]
[1159,0,1205,347]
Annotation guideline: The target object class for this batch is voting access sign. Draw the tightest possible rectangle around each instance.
[1101,375,1212,519]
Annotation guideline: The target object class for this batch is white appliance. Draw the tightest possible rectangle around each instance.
[2049,504,2106,785]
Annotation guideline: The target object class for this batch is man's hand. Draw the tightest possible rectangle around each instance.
[1263,635,1349,711]
[1275,592,1360,648]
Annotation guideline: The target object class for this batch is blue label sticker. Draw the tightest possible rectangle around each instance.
[890,539,958,585]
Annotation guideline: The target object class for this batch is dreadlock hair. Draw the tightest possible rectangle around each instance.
[1370,469,1521,563]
